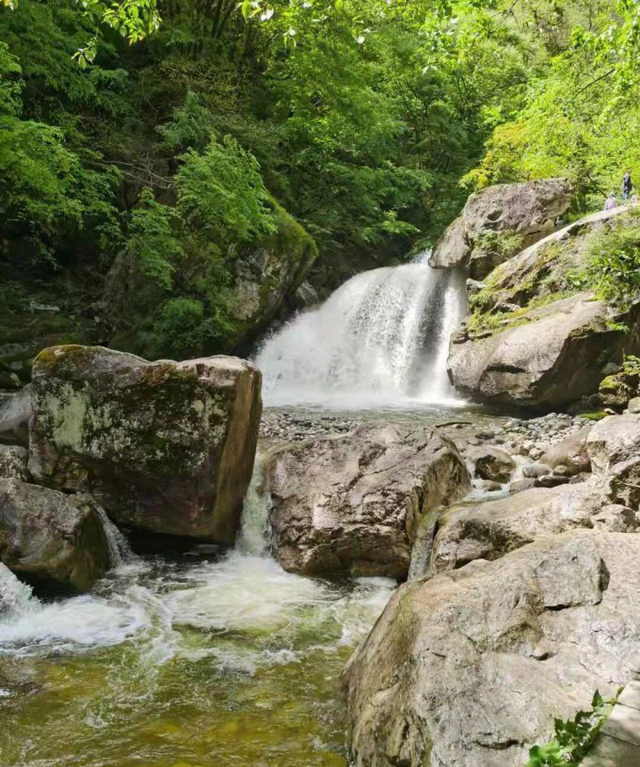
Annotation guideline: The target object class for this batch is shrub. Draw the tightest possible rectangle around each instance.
[176,135,276,248]
[585,217,640,305]
[527,690,617,766]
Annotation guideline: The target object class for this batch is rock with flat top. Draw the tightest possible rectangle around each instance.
[28,345,262,542]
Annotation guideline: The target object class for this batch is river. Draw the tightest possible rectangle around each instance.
[1,258,482,766]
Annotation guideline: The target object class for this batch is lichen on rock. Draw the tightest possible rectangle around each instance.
[28,345,262,542]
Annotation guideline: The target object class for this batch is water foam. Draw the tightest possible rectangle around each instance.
[256,254,467,408]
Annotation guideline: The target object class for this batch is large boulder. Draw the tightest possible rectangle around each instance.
[430,178,572,278]
[28,346,262,542]
[344,531,640,767]
[428,482,605,575]
[448,207,640,410]
[0,479,110,593]
[267,424,471,579]
[587,413,640,508]
[448,293,634,410]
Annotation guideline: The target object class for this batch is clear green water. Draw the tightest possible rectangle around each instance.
[0,462,394,767]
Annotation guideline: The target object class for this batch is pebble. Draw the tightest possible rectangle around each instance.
[536,474,570,488]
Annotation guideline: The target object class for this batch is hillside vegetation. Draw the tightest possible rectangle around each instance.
[1,0,638,377]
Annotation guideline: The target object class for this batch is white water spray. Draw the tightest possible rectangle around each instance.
[256,253,467,407]
[0,564,37,621]
[95,505,135,570]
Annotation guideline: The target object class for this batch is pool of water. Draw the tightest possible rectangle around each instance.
[0,400,506,767]
[0,456,395,767]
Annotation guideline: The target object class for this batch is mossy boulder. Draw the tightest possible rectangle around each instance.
[28,346,262,542]
[229,200,318,352]
[430,177,573,279]
[0,478,110,593]
[448,207,640,410]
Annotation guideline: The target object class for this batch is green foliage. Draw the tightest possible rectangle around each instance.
[157,91,216,153]
[527,690,617,767]
[622,355,640,377]
[465,1,640,205]
[586,218,640,305]
[475,230,525,260]
[176,136,276,247]
[125,188,182,292]
[2,0,640,360]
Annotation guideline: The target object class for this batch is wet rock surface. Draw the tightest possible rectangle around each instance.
[0,478,110,593]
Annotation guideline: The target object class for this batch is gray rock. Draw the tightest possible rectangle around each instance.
[267,424,471,579]
[344,531,640,767]
[28,346,262,543]
[628,397,640,414]
[523,464,549,478]
[429,178,572,277]
[449,294,629,410]
[535,474,570,488]
[586,414,640,508]
[0,445,29,481]
[468,446,516,483]
[592,504,639,533]
[541,425,592,476]
[0,479,110,593]
[0,387,31,447]
[509,478,537,494]
[429,482,603,573]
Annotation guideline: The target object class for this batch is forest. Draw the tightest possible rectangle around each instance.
[1,0,639,367]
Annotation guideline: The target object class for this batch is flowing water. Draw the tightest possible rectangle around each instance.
[0,466,395,767]
[256,254,467,408]
[1,256,474,766]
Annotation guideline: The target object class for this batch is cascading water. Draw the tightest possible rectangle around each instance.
[0,460,395,766]
[256,252,467,407]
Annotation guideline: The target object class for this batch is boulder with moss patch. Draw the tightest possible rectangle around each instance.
[430,178,572,279]
[448,207,640,410]
[229,201,318,352]
[28,346,262,542]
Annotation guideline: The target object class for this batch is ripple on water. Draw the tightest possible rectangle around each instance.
[0,546,396,767]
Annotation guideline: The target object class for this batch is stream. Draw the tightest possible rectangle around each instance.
[1,258,488,766]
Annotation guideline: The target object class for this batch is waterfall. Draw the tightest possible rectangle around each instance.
[95,506,135,570]
[256,253,467,407]
[0,564,38,620]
